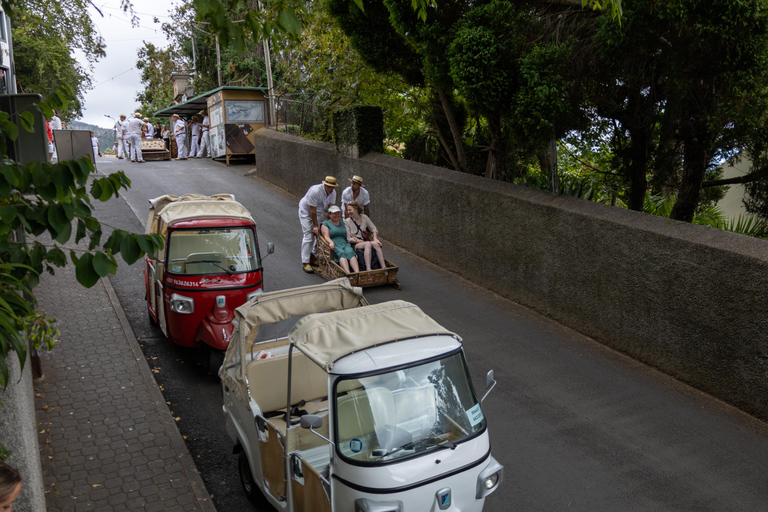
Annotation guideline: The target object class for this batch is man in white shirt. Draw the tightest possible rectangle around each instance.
[196,110,210,158]
[172,114,187,160]
[341,175,371,218]
[125,112,145,163]
[298,176,338,272]
[50,111,62,130]
[114,114,128,159]
[143,118,154,139]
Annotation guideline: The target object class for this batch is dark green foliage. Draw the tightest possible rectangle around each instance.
[0,87,164,387]
[333,106,384,156]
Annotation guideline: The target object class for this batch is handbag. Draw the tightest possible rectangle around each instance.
[352,219,371,241]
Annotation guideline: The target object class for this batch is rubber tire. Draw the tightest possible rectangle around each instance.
[238,451,263,506]
[207,347,225,377]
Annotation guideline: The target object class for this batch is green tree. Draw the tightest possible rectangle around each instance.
[592,0,768,221]
[10,0,106,122]
[276,2,423,145]
[136,42,177,117]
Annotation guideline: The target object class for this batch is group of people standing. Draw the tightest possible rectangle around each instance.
[170,110,210,160]
[113,112,149,163]
[113,109,210,162]
[298,174,382,274]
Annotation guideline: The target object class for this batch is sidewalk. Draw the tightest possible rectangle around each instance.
[33,263,216,512]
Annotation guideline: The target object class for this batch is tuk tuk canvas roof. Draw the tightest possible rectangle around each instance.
[290,300,461,371]
[146,194,254,234]
[220,280,368,405]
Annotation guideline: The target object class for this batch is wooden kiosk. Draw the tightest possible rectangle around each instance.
[156,86,268,165]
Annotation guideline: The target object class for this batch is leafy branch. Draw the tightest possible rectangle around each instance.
[0,84,164,387]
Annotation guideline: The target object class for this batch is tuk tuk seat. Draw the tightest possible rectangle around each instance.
[246,349,328,422]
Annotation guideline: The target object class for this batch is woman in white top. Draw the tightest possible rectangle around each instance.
[344,201,385,271]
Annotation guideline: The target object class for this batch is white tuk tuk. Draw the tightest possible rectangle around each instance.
[220,280,502,511]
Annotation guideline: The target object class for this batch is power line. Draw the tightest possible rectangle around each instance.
[95,3,173,20]
[93,67,136,87]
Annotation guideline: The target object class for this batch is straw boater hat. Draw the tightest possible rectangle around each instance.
[134,112,142,118]
[322,176,338,187]
[172,114,179,119]
[119,114,126,118]
[198,110,206,115]
[143,118,149,122]
[349,175,364,185]
[191,115,199,122]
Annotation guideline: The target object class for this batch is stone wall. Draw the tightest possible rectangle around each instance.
[253,128,768,421]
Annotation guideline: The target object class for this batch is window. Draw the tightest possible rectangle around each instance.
[167,227,259,275]
[335,351,486,464]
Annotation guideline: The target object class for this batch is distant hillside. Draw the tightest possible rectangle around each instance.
[69,120,116,152]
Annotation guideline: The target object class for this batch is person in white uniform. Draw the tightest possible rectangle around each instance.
[196,110,209,158]
[114,114,128,159]
[298,176,338,272]
[172,114,187,160]
[143,118,154,139]
[50,111,62,160]
[341,175,371,218]
[126,112,145,163]
[189,115,200,157]
[90,131,99,161]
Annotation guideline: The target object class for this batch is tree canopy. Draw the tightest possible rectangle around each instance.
[10,0,106,121]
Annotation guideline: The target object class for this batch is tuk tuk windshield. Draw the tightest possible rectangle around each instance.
[167,228,259,275]
[334,351,486,464]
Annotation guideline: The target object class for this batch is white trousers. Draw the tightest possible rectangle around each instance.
[300,212,322,264]
[126,133,142,161]
[197,131,209,157]
[175,134,187,159]
[117,137,127,158]
[189,134,199,157]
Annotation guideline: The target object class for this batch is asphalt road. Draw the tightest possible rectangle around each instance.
[92,156,768,511]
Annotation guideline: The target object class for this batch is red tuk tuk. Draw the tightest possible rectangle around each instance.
[144,194,273,362]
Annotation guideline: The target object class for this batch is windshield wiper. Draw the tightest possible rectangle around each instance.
[383,438,457,458]
[188,260,234,275]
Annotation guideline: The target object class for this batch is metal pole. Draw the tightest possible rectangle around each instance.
[550,134,559,194]
[262,38,275,126]
[215,33,222,87]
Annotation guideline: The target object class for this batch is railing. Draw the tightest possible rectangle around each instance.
[266,97,336,142]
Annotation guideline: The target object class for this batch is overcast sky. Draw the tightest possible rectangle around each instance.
[75,1,173,129]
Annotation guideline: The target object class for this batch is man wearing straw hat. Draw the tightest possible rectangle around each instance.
[114,114,128,159]
[126,112,145,163]
[341,175,370,219]
[298,176,338,272]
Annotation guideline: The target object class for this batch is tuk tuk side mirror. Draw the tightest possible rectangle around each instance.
[481,369,497,403]
[263,242,275,259]
[300,414,333,447]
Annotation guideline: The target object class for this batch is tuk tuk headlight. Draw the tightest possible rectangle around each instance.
[246,288,264,302]
[170,293,194,314]
[476,456,503,499]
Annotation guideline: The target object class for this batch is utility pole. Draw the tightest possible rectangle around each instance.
[262,37,275,125]
[196,24,222,88]
[214,33,222,87]
[255,1,276,125]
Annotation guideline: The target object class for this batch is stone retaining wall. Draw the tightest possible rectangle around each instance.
[253,128,768,421]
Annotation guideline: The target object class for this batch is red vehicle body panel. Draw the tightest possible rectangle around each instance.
[144,217,264,350]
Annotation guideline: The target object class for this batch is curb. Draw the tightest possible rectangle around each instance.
[101,276,218,512]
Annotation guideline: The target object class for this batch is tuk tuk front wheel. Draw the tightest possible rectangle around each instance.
[205,345,225,376]
[238,451,262,505]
